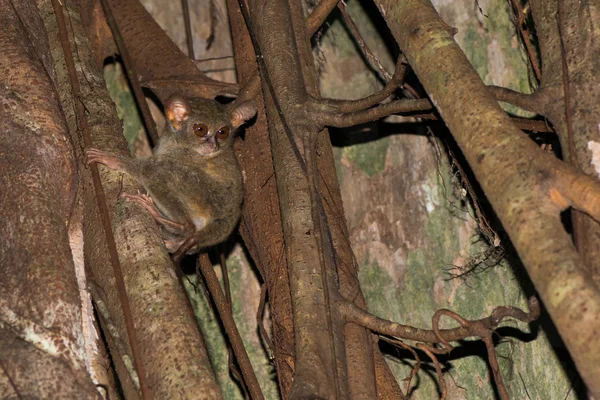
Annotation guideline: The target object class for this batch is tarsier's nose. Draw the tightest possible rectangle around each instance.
[207,135,219,151]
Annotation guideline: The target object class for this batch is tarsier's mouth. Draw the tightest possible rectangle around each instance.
[195,144,221,157]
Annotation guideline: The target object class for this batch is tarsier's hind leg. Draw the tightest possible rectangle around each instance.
[171,219,233,264]
[120,192,188,233]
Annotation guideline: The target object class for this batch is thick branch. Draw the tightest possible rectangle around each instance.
[235,0,341,104]
[53,0,150,397]
[374,0,600,396]
[487,85,546,115]
[226,0,298,395]
[0,1,99,397]
[69,0,224,397]
[245,0,345,396]
[83,0,237,101]
[312,76,552,130]
[530,0,600,288]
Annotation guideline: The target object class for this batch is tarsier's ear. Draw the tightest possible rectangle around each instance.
[229,101,258,128]
[165,94,191,130]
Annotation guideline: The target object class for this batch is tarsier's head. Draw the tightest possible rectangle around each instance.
[164,95,257,156]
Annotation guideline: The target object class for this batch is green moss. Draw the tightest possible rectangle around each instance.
[463,25,491,82]
[358,255,397,317]
[184,275,239,397]
[103,63,145,151]
[344,136,389,176]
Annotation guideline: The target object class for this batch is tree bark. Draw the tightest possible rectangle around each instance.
[0,0,100,397]
[374,0,600,395]
[50,0,225,397]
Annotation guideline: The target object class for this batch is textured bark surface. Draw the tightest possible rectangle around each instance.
[318,0,575,398]
[58,0,225,398]
[227,0,297,396]
[0,0,100,398]
[5,0,595,397]
[374,0,600,396]
[247,0,342,395]
[529,0,600,286]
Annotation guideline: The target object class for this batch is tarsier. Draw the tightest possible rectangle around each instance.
[86,95,257,261]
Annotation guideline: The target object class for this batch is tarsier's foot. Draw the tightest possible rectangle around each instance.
[120,192,189,233]
[164,238,186,253]
[120,192,157,214]
[85,148,123,170]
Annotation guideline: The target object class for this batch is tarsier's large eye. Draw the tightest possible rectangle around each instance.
[193,123,208,137]
[216,126,230,140]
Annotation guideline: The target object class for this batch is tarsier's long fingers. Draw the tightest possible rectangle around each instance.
[85,148,124,170]
[120,193,189,233]
[119,192,155,212]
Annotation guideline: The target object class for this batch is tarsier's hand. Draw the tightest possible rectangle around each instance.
[85,148,126,171]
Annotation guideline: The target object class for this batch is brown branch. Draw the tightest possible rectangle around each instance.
[416,344,447,400]
[219,252,247,397]
[529,0,600,292]
[306,0,340,36]
[257,283,274,358]
[556,4,576,165]
[242,0,354,394]
[553,166,600,223]
[509,117,552,132]
[99,0,160,145]
[312,98,432,127]
[487,85,545,114]
[236,0,307,175]
[51,1,151,399]
[313,83,553,131]
[181,0,195,60]
[235,0,341,104]
[314,57,407,112]
[508,0,541,81]
[380,337,420,397]
[338,0,392,81]
[197,253,264,400]
[431,309,511,399]
[483,335,509,400]
[364,298,538,400]
[95,0,236,101]
[340,296,540,344]
[431,309,468,353]
[140,77,239,98]
[227,0,297,393]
